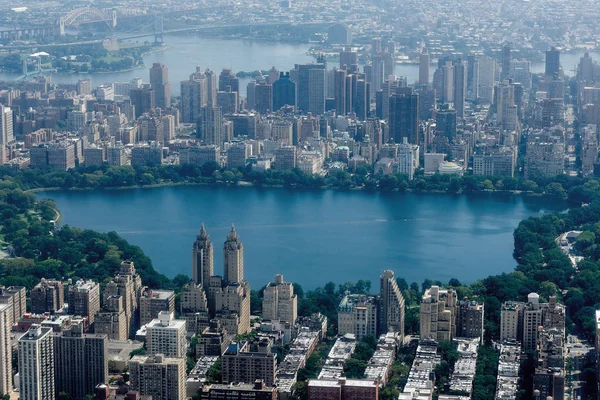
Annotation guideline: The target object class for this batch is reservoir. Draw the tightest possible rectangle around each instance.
[37,186,564,290]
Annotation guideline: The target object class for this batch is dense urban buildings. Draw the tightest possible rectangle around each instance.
[3,1,600,398]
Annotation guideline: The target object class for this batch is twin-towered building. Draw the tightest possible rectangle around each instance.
[192,224,251,335]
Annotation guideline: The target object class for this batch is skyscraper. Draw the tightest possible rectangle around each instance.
[0,105,13,164]
[545,47,560,77]
[339,47,358,69]
[19,325,54,400]
[389,88,419,145]
[255,82,273,114]
[246,81,256,111]
[0,304,11,397]
[436,104,457,142]
[419,50,430,86]
[198,106,223,146]
[149,62,171,110]
[193,224,214,292]
[379,270,405,338]
[334,68,347,115]
[355,78,368,121]
[371,55,384,94]
[53,322,108,400]
[297,64,326,115]
[205,69,217,107]
[453,61,467,118]
[441,60,454,103]
[467,54,479,101]
[218,69,239,94]
[501,44,511,80]
[371,37,382,56]
[130,84,155,118]
[223,225,243,285]
[273,72,296,111]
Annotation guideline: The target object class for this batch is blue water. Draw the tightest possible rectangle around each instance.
[37,186,564,290]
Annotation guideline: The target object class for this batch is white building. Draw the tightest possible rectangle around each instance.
[262,274,298,325]
[0,304,11,396]
[297,151,323,175]
[397,140,419,180]
[146,311,187,358]
[18,325,54,400]
[424,153,445,174]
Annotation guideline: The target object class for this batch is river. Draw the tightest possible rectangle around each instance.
[3,34,596,97]
[36,186,565,290]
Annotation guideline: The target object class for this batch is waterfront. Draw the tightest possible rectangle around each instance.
[37,186,565,290]
[1,34,598,97]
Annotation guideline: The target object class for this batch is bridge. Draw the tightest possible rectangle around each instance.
[0,5,233,41]
[58,7,117,35]
[0,7,117,40]
[0,18,367,51]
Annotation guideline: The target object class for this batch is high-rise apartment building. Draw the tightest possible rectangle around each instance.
[500,301,524,342]
[130,84,155,118]
[193,224,214,291]
[453,61,467,118]
[129,354,186,400]
[275,145,297,170]
[262,274,298,324]
[420,285,458,342]
[255,82,273,114]
[68,279,100,326]
[222,341,277,386]
[297,64,326,115]
[456,300,485,342]
[150,62,171,110]
[501,44,511,80]
[272,72,296,111]
[545,47,560,77]
[379,270,405,338]
[419,50,430,86]
[140,289,175,327]
[146,311,187,358]
[441,60,454,103]
[370,55,384,94]
[334,69,347,115]
[0,105,13,163]
[0,304,11,397]
[102,261,143,338]
[19,325,54,400]
[337,294,378,340]
[198,106,223,146]
[339,47,358,69]
[54,322,108,399]
[31,279,64,314]
[223,226,244,285]
[180,282,210,335]
[389,88,419,145]
[0,286,26,326]
[219,69,240,94]
[181,68,209,123]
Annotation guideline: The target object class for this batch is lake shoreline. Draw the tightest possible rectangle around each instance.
[28,179,556,201]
